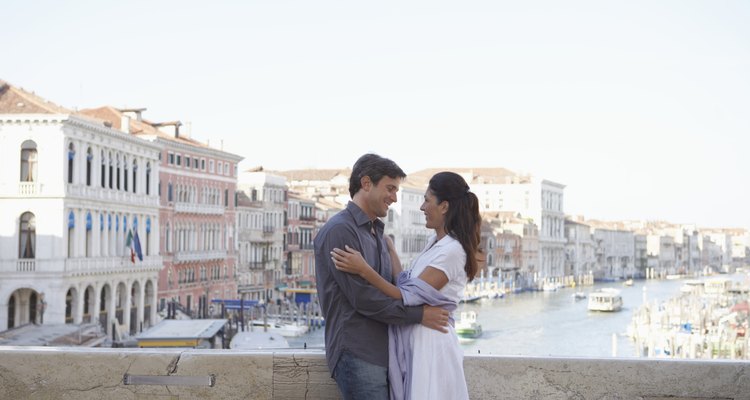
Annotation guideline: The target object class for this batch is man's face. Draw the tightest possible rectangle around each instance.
[365,176,401,219]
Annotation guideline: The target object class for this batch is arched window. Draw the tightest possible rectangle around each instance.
[100,150,106,188]
[123,156,129,192]
[165,222,171,253]
[67,143,76,184]
[67,211,75,257]
[132,159,138,193]
[145,162,151,195]
[20,140,38,182]
[146,217,151,256]
[167,183,173,202]
[85,212,92,257]
[108,152,113,189]
[116,154,121,190]
[19,212,36,258]
[86,147,93,186]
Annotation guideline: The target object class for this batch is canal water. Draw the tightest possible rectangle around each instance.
[289,275,744,358]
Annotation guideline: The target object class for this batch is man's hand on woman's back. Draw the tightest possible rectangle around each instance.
[421,305,450,333]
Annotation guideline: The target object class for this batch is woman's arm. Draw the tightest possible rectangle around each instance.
[331,245,402,299]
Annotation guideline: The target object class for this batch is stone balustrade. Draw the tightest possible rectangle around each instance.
[0,347,747,399]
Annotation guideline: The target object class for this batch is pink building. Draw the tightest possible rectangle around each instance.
[80,108,242,318]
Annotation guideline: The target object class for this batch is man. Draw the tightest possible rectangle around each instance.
[314,153,450,399]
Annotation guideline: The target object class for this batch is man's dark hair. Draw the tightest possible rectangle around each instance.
[348,153,406,198]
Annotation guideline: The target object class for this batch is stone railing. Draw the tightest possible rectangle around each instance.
[0,347,747,399]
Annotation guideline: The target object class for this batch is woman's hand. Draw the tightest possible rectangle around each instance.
[331,245,372,276]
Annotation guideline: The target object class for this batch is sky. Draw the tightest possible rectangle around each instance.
[3,1,749,230]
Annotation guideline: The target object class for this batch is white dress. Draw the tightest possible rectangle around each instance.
[405,234,469,400]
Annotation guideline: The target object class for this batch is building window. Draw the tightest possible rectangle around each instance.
[185,156,190,168]
[225,189,229,207]
[108,152,113,189]
[124,157,129,191]
[20,140,38,182]
[116,154,121,190]
[67,211,75,257]
[168,183,173,202]
[86,147,93,186]
[209,160,214,173]
[168,153,174,165]
[132,160,138,193]
[194,158,199,169]
[176,154,181,166]
[224,163,229,176]
[201,159,206,170]
[146,163,151,195]
[85,212,92,257]
[19,212,36,258]
[100,151,106,187]
[67,143,75,184]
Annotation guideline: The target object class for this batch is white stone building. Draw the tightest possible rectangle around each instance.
[410,168,566,281]
[237,170,287,301]
[0,82,161,335]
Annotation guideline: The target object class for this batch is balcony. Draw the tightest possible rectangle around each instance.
[64,256,163,275]
[174,202,225,215]
[18,182,43,196]
[66,185,158,207]
[173,250,227,263]
[0,348,746,399]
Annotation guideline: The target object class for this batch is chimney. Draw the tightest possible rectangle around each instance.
[121,115,130,133]
[153,121,183,138]
[119,108,146,122]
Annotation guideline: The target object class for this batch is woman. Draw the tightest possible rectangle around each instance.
[331,171,481,400]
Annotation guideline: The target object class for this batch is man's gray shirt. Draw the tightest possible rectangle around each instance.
[314,201,423,374]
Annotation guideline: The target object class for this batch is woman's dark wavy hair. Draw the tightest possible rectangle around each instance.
[348,153,406,198]
[428,171,481,281]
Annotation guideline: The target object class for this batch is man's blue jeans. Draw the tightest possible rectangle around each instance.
[333,351,389,400]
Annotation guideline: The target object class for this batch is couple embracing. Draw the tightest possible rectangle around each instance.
[314,153,482,400]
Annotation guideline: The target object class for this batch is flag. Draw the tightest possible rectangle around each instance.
[133,230,143,262]
[126,230,135,263]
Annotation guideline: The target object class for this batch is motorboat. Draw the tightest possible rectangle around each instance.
[573,291,587,300]
[587,288,623,312]
[455,311,483,340]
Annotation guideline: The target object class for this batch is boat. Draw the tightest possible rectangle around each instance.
[249,319,309,337]
[623,279,634,287]
[455,311,483,340]
[587,288,623,312]
[229,331,290,350]
[573,291,587,300]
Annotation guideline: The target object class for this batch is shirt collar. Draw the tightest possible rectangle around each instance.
[346,201,385,230]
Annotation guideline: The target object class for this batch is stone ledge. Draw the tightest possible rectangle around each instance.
[0,347,747,399]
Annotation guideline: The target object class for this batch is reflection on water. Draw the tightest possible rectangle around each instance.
[289,275,744,358]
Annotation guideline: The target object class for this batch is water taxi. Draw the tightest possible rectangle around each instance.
[455,311,483,340]
[587,288,623,312]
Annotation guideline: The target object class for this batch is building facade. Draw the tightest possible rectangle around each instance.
[79,107,242,318]
[0,82,161,336]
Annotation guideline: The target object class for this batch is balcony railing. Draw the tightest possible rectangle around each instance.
[1,257,162,275]
[18,182,43,196]
[66,184,158,207]
[173,250,227,263]
[174,202,225,215]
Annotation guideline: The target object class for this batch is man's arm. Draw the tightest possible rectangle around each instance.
[320,224,449,330]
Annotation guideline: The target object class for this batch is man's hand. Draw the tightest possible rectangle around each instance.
[421,305,449,333]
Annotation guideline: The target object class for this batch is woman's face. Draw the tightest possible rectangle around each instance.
[420,189,447,231]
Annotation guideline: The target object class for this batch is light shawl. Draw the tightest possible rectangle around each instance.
[388,272,457,400]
